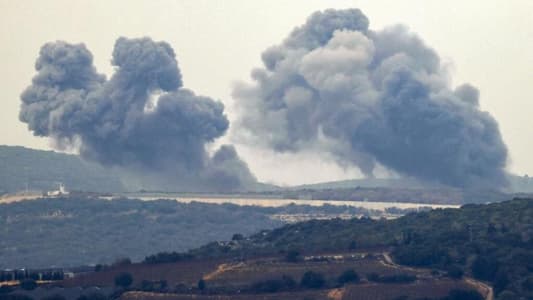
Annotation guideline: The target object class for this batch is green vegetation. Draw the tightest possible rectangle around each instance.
[337,269,360,285]
[0,196,389,268]
[19,279,37,291]
[0,197,281,268]
[114,272,133,288]
[190,198,533,298]
[0,145,124,193]
[299,271,325,289]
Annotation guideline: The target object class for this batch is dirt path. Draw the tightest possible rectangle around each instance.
[381,252,493,300]
[203,262,245,280]
[465,277,494,300]
[327,288,345,300]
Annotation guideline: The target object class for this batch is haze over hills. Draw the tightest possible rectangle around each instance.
[0,145,125,194]
[2,145,532,198]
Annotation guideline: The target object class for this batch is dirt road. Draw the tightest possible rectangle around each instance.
[381,252,493,300]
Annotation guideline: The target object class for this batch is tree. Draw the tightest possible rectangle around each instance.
[348,240,357,250]
[114,272,133,288]
[300,271,325,289]
[286,249,301,263]
[4,294,35,300]
[337,269,360,285]
[446,265,464,279]
[197,279,206,291]
[41,295,67,300]
[446,289,483,300]
[0,285,13,294]
[19,278,37,291]
[232,233,244,241]
[471,256,499,281]
[77,293,108,300]
[112,257,132,267]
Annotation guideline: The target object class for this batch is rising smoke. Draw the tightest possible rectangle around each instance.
[234,9,508,188]
[20,37,255,192]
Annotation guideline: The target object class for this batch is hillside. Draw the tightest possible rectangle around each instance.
[0,196,395,269]
[0,197,281,268]
[190,198,533,298]
[292,176,533,194]
[3,198,528,299]
[0,145,124,193]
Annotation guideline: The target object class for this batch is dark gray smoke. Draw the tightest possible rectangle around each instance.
[234,9,508,188]
[20,37,255,191]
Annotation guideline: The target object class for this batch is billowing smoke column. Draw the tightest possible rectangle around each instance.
[20,37,255,191]
[234,9,508,188]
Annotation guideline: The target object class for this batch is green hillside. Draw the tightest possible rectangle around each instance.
[190,198,533,298]
[0,145,124,193]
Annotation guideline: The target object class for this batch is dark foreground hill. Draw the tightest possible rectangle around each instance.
[190,198,533,299]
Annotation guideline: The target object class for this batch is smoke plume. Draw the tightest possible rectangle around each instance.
[234,9,508,188]
[20,37,255,191]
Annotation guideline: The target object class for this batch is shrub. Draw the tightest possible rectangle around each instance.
[0,285,13,294]
[446,265,464,279]
[250,275,296,293]
[366,273,416,283]
[232,234,244,241]
[77,293,108,300]
[286,249,301,263]
[144,252,194,264]
[19,278,37,291]
[446,289,483,300]
[197,279,206,291]
[300,271,325,289]
[41,295,67,300]
[337,269,360,285]
[114,272,133,288]
[471,256,499,281]
[112,257,132,267]
[3,294,35,300]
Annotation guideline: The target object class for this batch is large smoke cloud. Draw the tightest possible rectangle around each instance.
[20,37,255,191]
[234,9,508,188]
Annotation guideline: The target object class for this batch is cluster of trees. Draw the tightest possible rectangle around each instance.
[189,198,533,298]
[366,273,416,284]
[0,197,281,268]
[242,269,414,294]
[143,252,194,264]
[0,293,109,300]
[0,194,414,269]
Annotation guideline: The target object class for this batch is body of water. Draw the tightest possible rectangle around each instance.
[111,194,460,211]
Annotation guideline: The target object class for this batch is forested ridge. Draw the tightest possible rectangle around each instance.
[189,198,533,299]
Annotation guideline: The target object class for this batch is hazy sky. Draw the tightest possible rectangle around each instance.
[1,0,532,185]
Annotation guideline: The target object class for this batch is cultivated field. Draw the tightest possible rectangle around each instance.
[205,253,419,288]
[56,251,486,299]
[120,290,329,300]
[342,280,472,299]
[62,260,222,287]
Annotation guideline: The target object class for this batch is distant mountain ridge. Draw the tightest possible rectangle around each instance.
[0,145,125,194]
[1,145,532,195]
[292,175,533,193]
